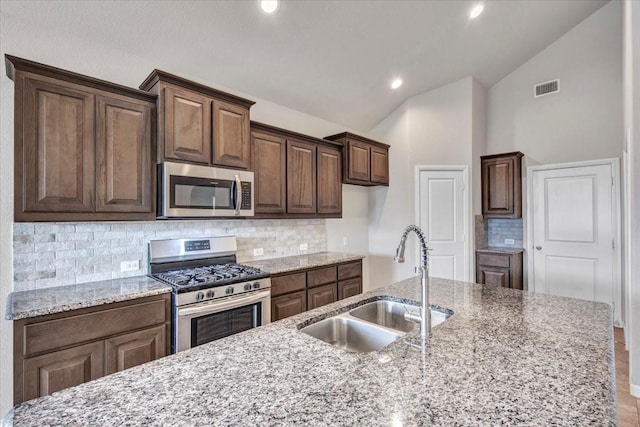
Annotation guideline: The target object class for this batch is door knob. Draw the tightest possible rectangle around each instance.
[535,246,542,250]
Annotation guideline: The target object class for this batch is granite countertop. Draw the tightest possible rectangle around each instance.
[5,277,172,320]
[6,276,614,426]
[244,251,365,274]
[476,246,525,254]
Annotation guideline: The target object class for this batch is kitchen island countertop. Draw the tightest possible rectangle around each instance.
[6,276,614,426]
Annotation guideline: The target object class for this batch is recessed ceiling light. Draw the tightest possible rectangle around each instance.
[391,79,403,90]
[260,0,280,14]
[469,3,484,19]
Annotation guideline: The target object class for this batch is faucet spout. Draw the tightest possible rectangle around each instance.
[393,225,431,337]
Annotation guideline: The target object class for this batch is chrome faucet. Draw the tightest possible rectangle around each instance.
[394,225,431,337]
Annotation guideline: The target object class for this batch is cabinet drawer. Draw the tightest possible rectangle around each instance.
[23,299,167,356]
[307,266,337,288]
[476,253,511,268]
[271,272,306,297]
[337,261,362,280]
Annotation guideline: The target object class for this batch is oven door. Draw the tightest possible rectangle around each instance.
[175,290,270,352]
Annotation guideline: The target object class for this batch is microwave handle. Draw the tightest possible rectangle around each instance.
[234,174,242,216]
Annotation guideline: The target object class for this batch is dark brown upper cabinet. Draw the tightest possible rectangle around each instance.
[324,132,390,186]
[481,152,524,218]
[139,70,254,170]
[287,138,317,214]
[317,146,342,214]
[162,85,211,164]
[251,129,287,214]
[6,55,157,222]
[250,121,343,219]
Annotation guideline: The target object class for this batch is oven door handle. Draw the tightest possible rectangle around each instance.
[178,290,270,317]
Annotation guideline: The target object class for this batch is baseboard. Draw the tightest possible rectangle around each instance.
[631,383,640,398]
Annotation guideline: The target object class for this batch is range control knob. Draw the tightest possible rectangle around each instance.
[195,292,205,301]
[225,287,234,295]
[206,290,215,298]
[244,283,252,291]
[253,282,261,289]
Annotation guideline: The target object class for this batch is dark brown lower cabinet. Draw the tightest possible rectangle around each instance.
[271,291,307,321]
[269,259,363,322]
[338,277,362,300]
[307,283,338,310]
[475,250,523,290]
[104,325,166,375]
[22,341,104,402]
[14,294,170,404]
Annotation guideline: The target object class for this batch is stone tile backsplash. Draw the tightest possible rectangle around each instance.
[486,218,523,248]
[13,219,327,291]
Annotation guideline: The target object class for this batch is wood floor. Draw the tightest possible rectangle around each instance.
[615,327,640,426]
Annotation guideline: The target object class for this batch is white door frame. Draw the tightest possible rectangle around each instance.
[526,158,622,325]
[415,165,472,282]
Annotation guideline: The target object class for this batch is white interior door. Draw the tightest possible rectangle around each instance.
[417,168,468,280]
[531,163,617,310]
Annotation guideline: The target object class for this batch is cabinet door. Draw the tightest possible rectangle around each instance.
[476,266,511,288]
[287,139,317,214]
[338,278,362,300]
[370,146,389,185]
[271,291,307,321]
[105,325,167,375]
[96,95,154,213]
[213,100,250,169]
[163,85,211,164]
[22,341,104,401]
[307,283,337,310]
[20,76,95,215]
[346,139,370,182]
[481,154,522,218]
[317,146,342,215]
[252,131,286,214]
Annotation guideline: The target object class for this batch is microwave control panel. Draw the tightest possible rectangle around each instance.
[241,182,252,209]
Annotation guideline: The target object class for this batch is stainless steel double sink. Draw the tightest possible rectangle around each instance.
[300,299,452,353]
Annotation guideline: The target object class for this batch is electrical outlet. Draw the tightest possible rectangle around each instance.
[120,260,139,272]
[504,238,515,245]
[342,237,349,246]
[299,243,308,251]
[253,248,264,256]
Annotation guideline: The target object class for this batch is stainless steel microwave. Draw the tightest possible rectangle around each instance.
[158,162,254,218]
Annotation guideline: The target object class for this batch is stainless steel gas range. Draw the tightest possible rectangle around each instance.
[148,236,271,353]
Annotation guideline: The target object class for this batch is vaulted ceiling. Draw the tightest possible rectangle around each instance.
[1,0,609,131]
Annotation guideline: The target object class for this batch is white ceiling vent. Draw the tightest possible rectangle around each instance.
[534,79,560,98]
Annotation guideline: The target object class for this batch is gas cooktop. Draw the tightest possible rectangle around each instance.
[152,263,269,290]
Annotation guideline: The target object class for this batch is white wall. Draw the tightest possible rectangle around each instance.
[623,0,640,399]
[487,1,623,164]
[0,12,369,415]
[368,77,480,289]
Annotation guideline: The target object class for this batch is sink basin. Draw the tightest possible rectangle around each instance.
[300,317,402,353]
[349,300,449,331]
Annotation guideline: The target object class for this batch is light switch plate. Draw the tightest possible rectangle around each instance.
[504,238,515,245]
[299,243,308,251]
[253,248,264,256]
[120,260,139,272]
[343,237,349,246]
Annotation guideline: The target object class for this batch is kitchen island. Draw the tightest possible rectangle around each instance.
[6,276,615,426]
